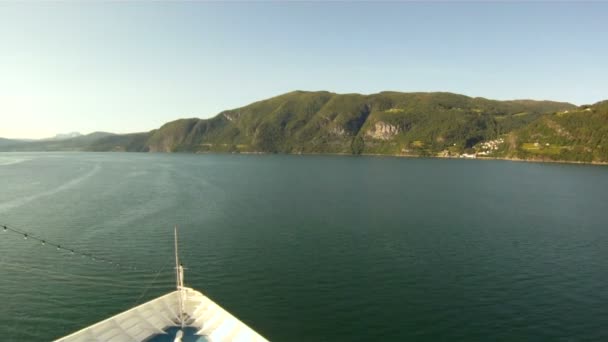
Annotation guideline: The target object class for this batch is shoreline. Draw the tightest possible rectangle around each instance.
[218,150,608,166]
[366,154,608,166]
[2,149,607,166]
[473,156,608,166]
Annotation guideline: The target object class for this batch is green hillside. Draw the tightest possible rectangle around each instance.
[4,90,608,163]
[137,91,578,158]
[504,101,608,163]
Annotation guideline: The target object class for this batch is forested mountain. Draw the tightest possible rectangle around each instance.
[131,91,576,156]
[2,91,606,163]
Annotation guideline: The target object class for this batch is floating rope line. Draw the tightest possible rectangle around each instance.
[1,222,165,274]
[0,259,150,290]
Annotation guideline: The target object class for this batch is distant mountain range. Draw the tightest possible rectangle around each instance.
[2,91,607,163]
[43,132,83,141]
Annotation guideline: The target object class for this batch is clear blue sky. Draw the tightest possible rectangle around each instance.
[1,2,606,139]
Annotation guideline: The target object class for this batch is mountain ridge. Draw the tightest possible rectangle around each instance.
[2,90,606,163]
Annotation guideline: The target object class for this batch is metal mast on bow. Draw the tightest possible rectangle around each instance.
[174,225,185,329]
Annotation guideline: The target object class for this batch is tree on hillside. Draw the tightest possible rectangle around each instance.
[351,136,365,155]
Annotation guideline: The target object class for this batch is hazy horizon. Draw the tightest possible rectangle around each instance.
[1,89,592,141]
[2,2,607,139]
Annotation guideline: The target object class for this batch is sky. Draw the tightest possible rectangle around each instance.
[1,2,607,139]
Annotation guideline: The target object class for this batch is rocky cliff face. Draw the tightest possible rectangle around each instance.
[365,121,399,140]
[148,139,173,152]
[222,112,238,122]
[329,126,346,136]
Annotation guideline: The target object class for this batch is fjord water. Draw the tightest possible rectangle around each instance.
[1,153,607,341]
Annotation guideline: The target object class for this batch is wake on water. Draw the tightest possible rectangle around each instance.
[0,163,102,213]
[0,157,31,166]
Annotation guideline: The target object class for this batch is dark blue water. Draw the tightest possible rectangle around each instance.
[1,153,607,341]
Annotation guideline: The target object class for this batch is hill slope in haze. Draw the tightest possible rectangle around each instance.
[3,91,607,163]
[0,132,117,151]
[0,138,22,147]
